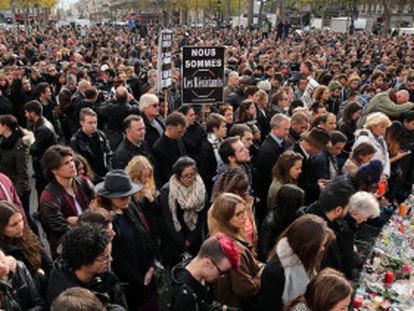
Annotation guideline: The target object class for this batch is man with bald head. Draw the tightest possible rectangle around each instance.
[96,86,140,149]
[357,89,414,128]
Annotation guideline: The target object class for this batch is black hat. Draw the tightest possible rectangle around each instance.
[302,128,332,151]
[95,170,142,198]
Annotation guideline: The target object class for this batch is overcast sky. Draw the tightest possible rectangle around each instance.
[58,0,77,10]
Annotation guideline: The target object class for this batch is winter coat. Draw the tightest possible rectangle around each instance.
[143,114,165,149]
[212,239,261,310]
[0,172,23,207]
[353,129,390,177]
[260,256,286,311]
[46,263,127,310]
[112,137,154,170]
[170,260,223,311]
[291,143,320,205]
[30,117,57,170]
[357,90,414,128]
[110,203,156,309]
[296,201,356,278]
[70,129,112,180]
[258,210,283,262]
[182,122,206,164]
[198,140,218,196]
[152,134,186,185]
[159,184,207,267]
[254,135,290,207]
[39,177,93,258]
[0,129,33,195]
[2,261,45,311]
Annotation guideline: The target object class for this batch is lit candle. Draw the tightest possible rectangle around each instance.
[353,296,364,308]
[400,203,407,216]
[384,271,394,284]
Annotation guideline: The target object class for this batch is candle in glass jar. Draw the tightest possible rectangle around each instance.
[384,271,394,283]
[400,203,407,216]
[353,296,364,308]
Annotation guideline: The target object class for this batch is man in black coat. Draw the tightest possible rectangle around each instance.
[10,74,36,124]
[312,131,347,181]
[254,114,291,217]
[170,234,240,311]
[139,93,165,149]
[198,113,227,196]
[112,114,153,170]
[152,112,187,185]
[296,182,355,279]
[70,108,112,182]
[47,224,127,309]
[24,100,57,197]
[35,82,61,137]
[291,128,331,205]
[0,89,13,115]
[227,75,250,109]
[96,86,140,150]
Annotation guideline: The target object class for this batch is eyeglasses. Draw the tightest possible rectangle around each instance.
[95,254,112,263]
[180,172,196,180]
[151,103,160,108]
[211,260,228,276]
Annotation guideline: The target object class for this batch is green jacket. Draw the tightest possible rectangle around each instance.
[357,90,414,128]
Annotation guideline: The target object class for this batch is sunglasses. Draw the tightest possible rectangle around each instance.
[212,260,228,276]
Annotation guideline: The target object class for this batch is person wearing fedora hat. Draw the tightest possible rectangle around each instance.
[292,128,332,205]
[95,169,157,310]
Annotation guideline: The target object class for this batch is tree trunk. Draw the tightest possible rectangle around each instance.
[258,0,264,29]
[382,0,393,36]
[226,0,231,20]
[247,0,253,27]
[276,0,286,24]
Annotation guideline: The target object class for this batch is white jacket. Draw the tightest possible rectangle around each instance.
[352,129,390,178]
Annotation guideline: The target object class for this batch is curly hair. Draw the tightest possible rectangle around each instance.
[0,201,42,271]
[125,155,156,201]
[211,167,248,201]
[61,224,109,271]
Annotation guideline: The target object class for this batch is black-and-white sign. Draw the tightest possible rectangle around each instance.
[182,46,225,104]
[156,30,173,92]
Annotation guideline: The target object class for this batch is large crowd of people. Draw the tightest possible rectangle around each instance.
[0,22,414,310]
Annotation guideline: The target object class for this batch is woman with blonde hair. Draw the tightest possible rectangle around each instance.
[254,89,271,136]
[353,112,391,178]
[208,192,262,310]
[125,155,161,238]
[312,85,330,107]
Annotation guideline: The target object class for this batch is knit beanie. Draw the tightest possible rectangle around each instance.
[328,80,342,91]
[355,160,383,185]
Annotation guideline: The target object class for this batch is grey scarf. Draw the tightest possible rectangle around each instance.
[168,174,206,232]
